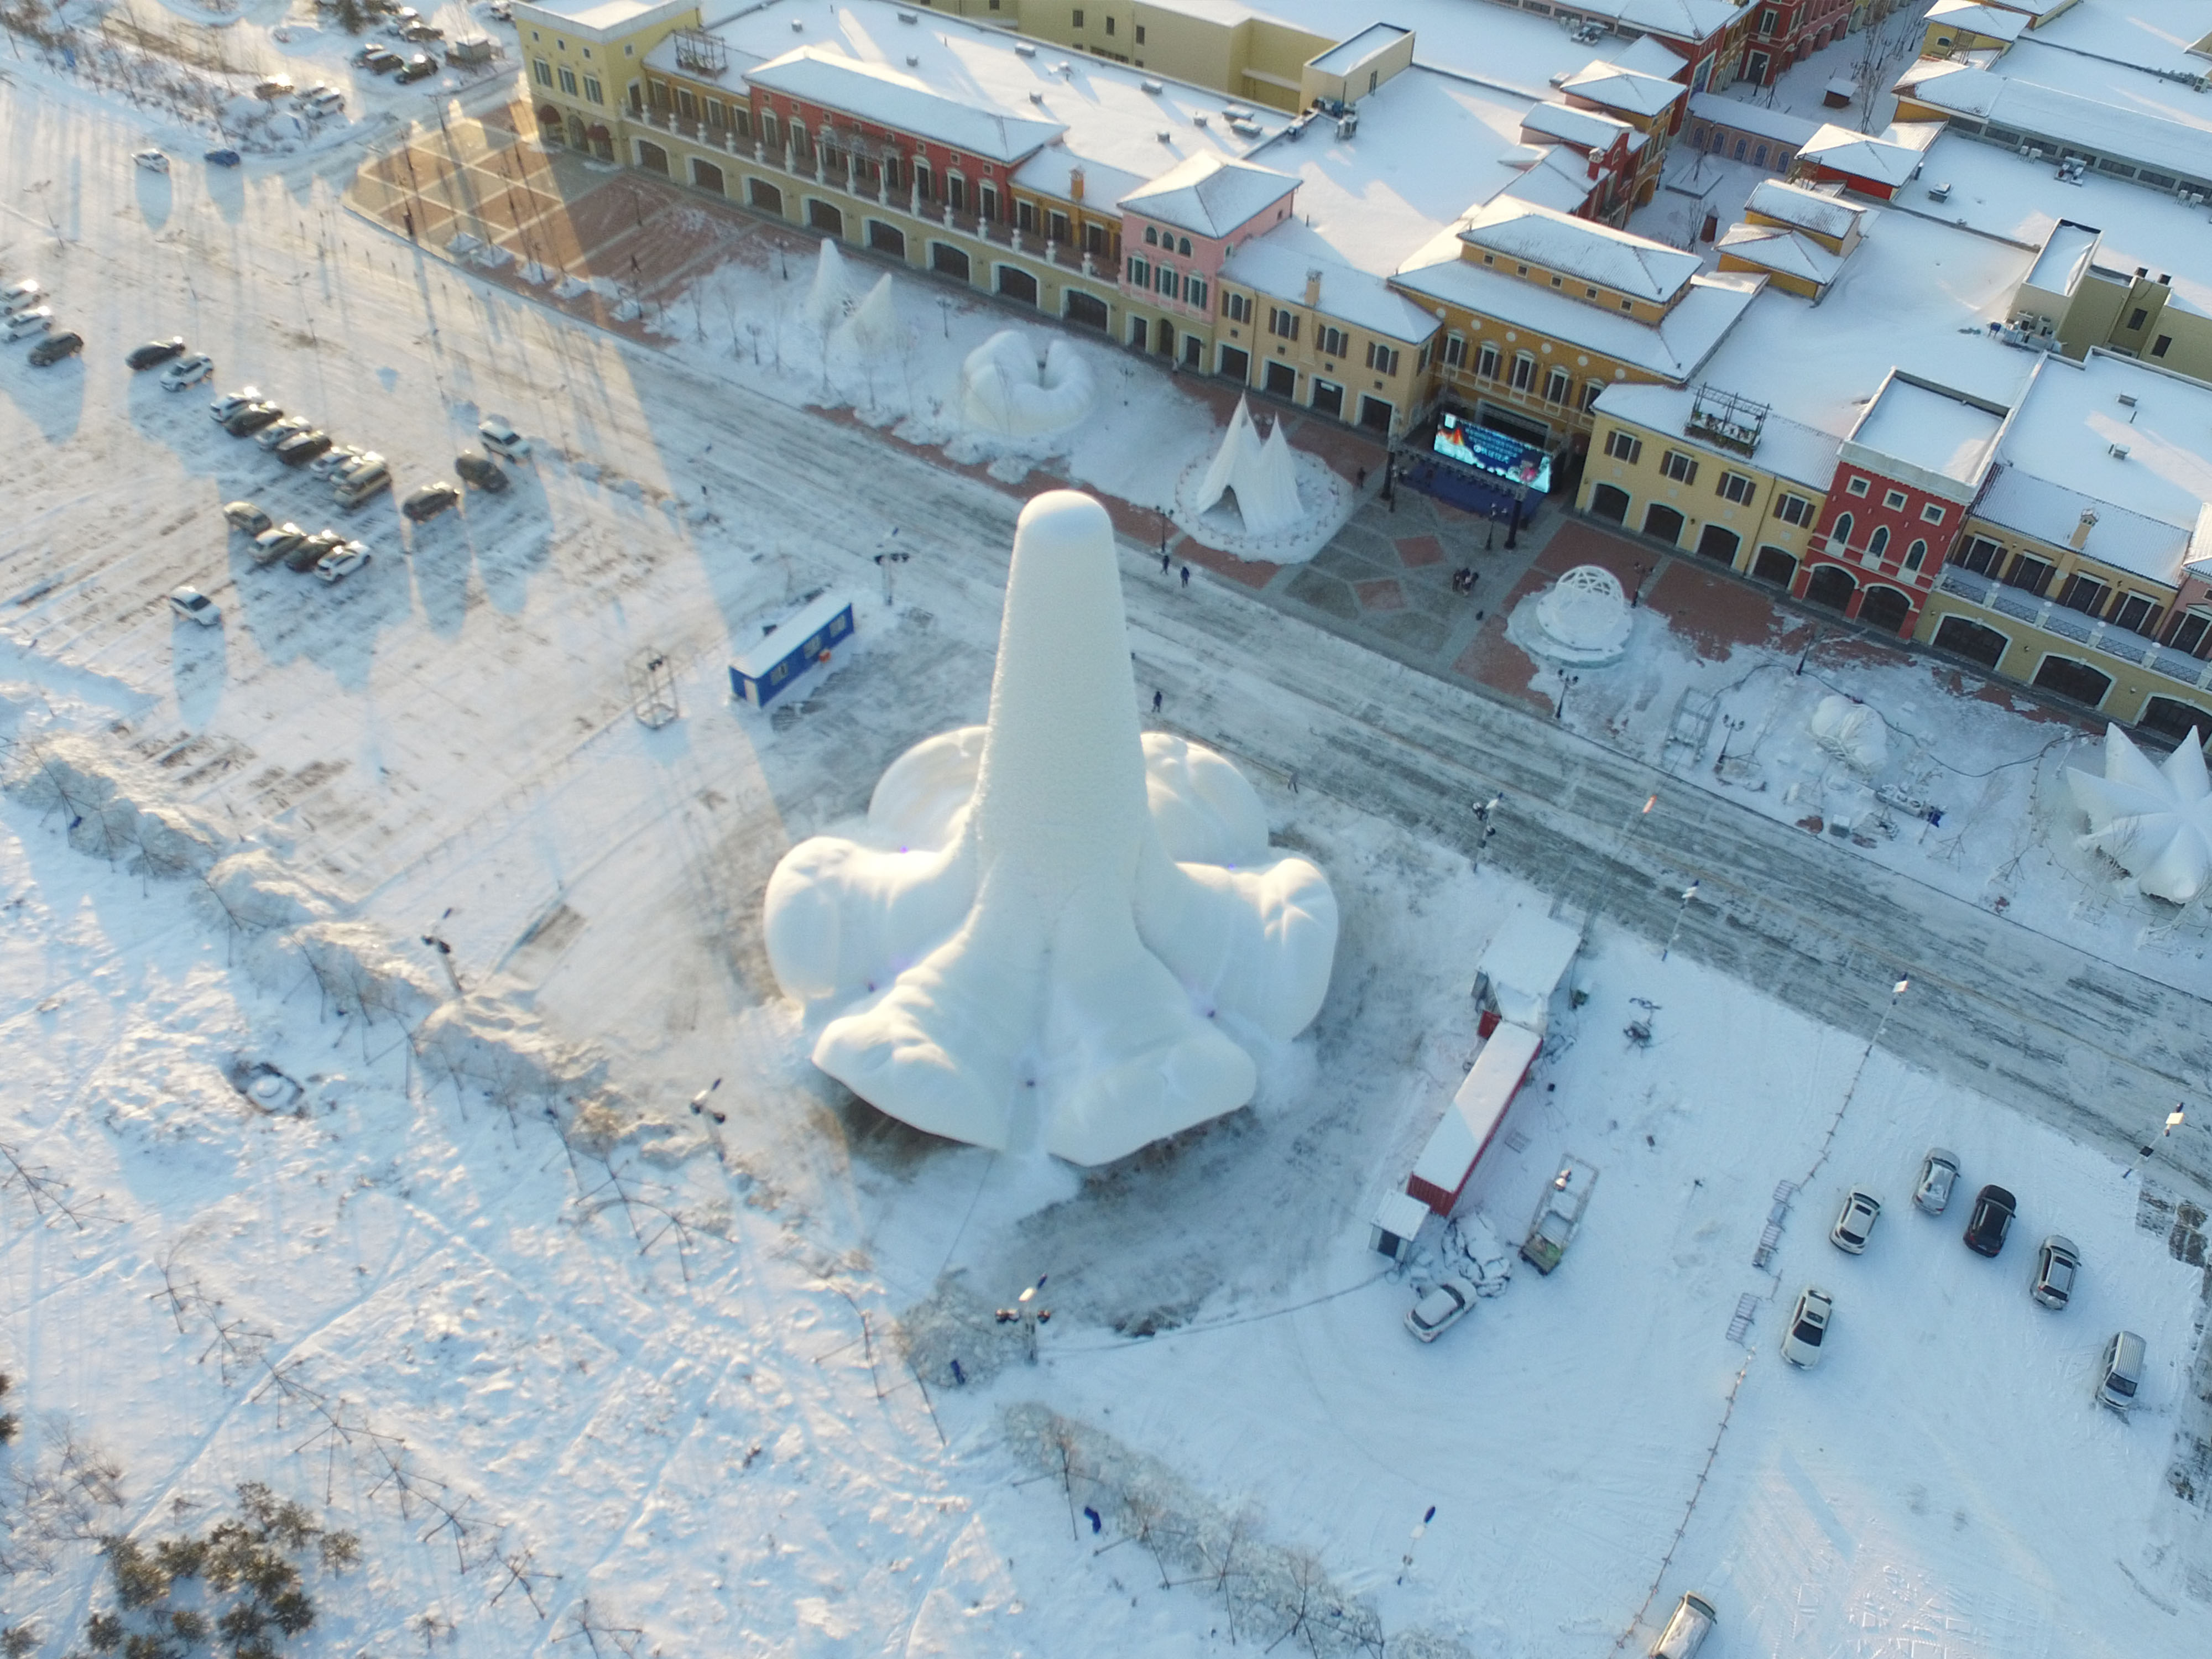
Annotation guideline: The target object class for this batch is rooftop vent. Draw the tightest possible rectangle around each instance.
[2117,393,2138,407]
[897,9,917,22]
[1191,113,1208,127]
[1157,129,1173,143]
[791,17,803,30]
[1030,90,1046,104]
[1141,79,1164,93]
[1014,43,1036,58]
[1057,60,1074,75]
[2109,443,2131,460]
[906,54,919,66]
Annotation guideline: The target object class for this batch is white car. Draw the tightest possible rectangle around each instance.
[1781,1285,1832,1369]
[1829,1188,1881,1255]
[168,586,220,626]
[133,149,170,173]
[160,353,214,390]
[477,416,530,460]
[255,415,313,451]
[1404,1276,1476,1343]
[208,387,262,423]
[314,541,371,583]
[1913,1148,1959,1215]
[309,444,364,477]
[4,306,53,341]
[1,278,40,314]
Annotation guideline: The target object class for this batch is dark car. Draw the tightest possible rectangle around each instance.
[1963,1185,2017,1258]
[127,337,187,370]
[401,481,460,522]
[205,148,242,168]
[275,429,335,467]
[454,450,508,492]
[363,50,404,74]
[396,53,437,83]
[285,529,347,573]
[225,402,284,436]
[28,332,83,367]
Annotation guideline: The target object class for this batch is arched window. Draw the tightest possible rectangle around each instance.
[1178,236,1192,255]
[1144,226,1158,246]
[1832,511,1854,549]
[1905,538,1927,571]
[1869,525,1890,560]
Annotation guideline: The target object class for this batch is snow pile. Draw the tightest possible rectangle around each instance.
[803,236,851,332]
[1438,1209,1515,1295]
[1515,565,1634,667]
[842,272,904,359]
[2067,722,2212,904]
[4,733,226,875]
[1809,693,1890,774]
[958,330,1097,436]
[762,491,1339,1166]
[1193,396,1303,536]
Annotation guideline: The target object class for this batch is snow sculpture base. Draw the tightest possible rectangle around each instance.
[959,331,1098,437]
[1510,565,1633,666]
[764,491,1339,1166]
[2067,722,2212,904]
[1170,447,1350,566]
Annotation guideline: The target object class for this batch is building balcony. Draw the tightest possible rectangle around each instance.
[1935,564,2212,690]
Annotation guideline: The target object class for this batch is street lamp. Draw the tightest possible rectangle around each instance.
[995,1274,1052,1364]
[1555,672,1578,721]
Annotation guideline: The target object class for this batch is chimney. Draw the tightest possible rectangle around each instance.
[1068,166,1084,202]
[2070,508,2098,550]
[1305,268,1322,306]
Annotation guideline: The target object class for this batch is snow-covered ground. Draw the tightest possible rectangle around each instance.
[3,36,2209,1659]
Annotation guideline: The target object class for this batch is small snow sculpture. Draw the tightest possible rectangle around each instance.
[2067,722,2212,904]
[844,272,902,358]
[1521,565,1632,666]
[763,491,1339,1165]
[1194,397,1305,537]
[804,237,850,332]
[1808,694,1889,774]
[958,331,1097,436]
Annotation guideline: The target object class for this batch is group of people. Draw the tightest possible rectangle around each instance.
[1451,566,1479,596]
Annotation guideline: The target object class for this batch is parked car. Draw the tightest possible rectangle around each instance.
[255,415,314,451]
[208,387,262,423]
[2096,1330,2145,1416]
[401,21,444,39]
[309,445,363,477]
[1913,1148,1960,1215]
[2030,1235,2079,1310]
[402,481,461,522]
[251,523,310,566]
[168,586,220,626]
[2,279,42,313]
[160,353,214,390]
[335,458,390,510]
[276,429,335,467]
[363,48,404,74]
[133,149,170,174]
[1403,1277,1476,1343]
[315,541,371,583]
[397,53,438,83]
[286,529,347,573]
[1649,1593,1717,1659]
[350,42,390,66]
[5,306,54,342]
[222,500,272,535]
[126,337,187,370]
[1963,1185,2016,1258]
[1829,1188,1881,1255]
[205,148,243,168]
[27,332,82,367]
[253,76,296,101]
[477,415,529,460]
[225,403,284,437]
[454,449,508,492]
[1781,1285,1832,1369]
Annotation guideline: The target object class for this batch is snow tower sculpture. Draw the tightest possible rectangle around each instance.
[1194,397,1304,537]
[2067,722,2212,904]
[763,491,1339,1165]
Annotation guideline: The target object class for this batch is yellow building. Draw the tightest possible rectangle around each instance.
[2006,221,2212,387]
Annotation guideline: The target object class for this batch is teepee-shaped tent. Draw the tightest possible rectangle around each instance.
[844,272,902,358]
[1196,397,1304,536]
[2067,722,2212,903]
[804,237,850,332]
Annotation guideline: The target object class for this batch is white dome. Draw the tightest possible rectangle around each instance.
[1524,565,1632,665]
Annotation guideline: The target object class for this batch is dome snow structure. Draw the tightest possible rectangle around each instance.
[1520,565,1633,666]
[2067,722,2212,904]
[763,491,1339,1166]
[1194,397,1304,537]
[1809,695,1890,774]
[958,331,1097,436]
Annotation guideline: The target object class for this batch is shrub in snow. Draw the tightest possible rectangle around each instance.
[2068,722,2212,904]
[4,734,227,877]
[1808,693,1889,774]
[763,492,1338,1165]
[957,330,1097,436]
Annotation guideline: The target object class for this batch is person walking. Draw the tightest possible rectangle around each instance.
[1180,564,1191,588]
[1152,688,1164,714]
[1161,546,1171,575]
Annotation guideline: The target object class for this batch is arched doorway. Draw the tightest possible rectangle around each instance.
[538,105,564,144]
[1695,524,1740,565]
[2032,655,2112,709]
[691,158,725,195]
[1933,615,2007,669]
[1644,503,1685,545]
[1857,585,1912,636]
[1589,483,1629,523]
[588,124,613,162]
[1751,546,1796,586]
[567,113,588,152]
[637,139,669,176]
[1804,564,1856,612]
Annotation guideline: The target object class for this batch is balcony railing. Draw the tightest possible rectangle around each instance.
[1936,564,2212,691]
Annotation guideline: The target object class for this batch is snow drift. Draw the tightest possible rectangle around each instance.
[1193,396,1303,536]
[958,330,1097,436]
[2068,722,2212,904]
[762,490,1338,1165]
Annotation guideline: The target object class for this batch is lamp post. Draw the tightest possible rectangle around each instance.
[995,1274,1052,1364]
[2124,1105,2188,1182]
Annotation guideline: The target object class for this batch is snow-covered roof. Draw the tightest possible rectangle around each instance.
[1799,123,1943,188]
[1903,65,2212,188]
[1476,911,1579,1027]
[1499,145,1610,216]
[732,589,859,680]
[1308,23,1410,76]
[1593,381,1844,490]
[1744,179,1865,241]
[1686,93,1818,147]
[2022,219,2101,299]
[511,0,690,36]
[744,48,1067,164]
[1844,371,2008,497]
[1456,199,1703,304]
[1120,153,1300,238]
[1925,0,2029,42]
[1717,223,1844,286]
[1558,61,1686,121]
[1606,33,1691,82]
[1521,100,1631,154]
[1225,228,1442,343]
[2026,0,2212,78]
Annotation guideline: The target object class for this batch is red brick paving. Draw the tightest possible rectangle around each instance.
[1176,535,1279,590]
[1394,533,1444,568]
[1355,578,1406,611]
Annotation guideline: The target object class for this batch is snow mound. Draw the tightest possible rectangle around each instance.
[4,733,227,876]
[958,330,1097,436]
[2067,722,2212,904]
[1809,694,1890,773]
[843,272,903,359]
[762,491,1338,1166]
[1193,397,1303,537]
[803,236,850,332]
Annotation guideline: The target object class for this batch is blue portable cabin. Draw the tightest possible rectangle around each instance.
[729,591,857,708]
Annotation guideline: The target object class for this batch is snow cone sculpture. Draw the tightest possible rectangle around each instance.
[763,491,1338,1165]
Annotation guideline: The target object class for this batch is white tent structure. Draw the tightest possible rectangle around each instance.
[2067,722,2212,904]
[1809,694,1890,774]
[803,237,850,332]
[958,331,1097,436]
[762,491,1339,1166]
[1194,397,1304,536]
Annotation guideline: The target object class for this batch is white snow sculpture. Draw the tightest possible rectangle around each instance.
[1194,397,1305,537]
[958,330,1097,436]
[2067,722,2212,904]
[1525,565,1632,666]
[844,272,902,358]
[763,491,1339,1165]
[804,237,850,332]
[1808,694,1890,774]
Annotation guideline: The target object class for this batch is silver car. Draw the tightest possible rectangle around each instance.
[1650,1593,1717,1658]
[1404,1277,1475,1343]
[1782,1285,1832,1369]
[1830,1187,1881,1255]
[2030,1235,2079,1310]
[2097,1330,2145,1415]
[1913,1147,1959,1214]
